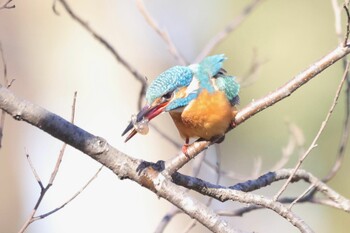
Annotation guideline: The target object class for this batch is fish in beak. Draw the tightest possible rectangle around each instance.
[122,100,170,142]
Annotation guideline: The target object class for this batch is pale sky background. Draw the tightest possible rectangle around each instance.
[0,0,349,232]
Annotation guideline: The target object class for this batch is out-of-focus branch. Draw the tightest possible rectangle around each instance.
[238,49,267,87]
[0,42,15,148]
[136,0,187,65]
[150,123,181,148]
[55,0,147,109]
[154,208,181,233]
[0,0,15,10]
[271,121,305,171]
[274,59,350,201]
[324,0,350,182]
[194,0,264,63]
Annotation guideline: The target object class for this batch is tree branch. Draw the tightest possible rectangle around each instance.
[163,44,350,175]
[172,171,314,233]
[0,0,15,10]
[0,87,241,233]
[274,60,350,200]
[55,0,147,109]
[324,0,350,182]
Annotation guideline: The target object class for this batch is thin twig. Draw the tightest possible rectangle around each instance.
[274,61,350,201]
[238,49,267,87]
[52,0,60,16]
[332,0,343,42]
[323,0,350,182]
[217,195,350,217]
[271,121,305,171]
[194,0,264,62]
[203,156,262,181]
[154,208,181,233]
[136,0,187,65]
[343,4,350,47]
[33,166,103,221]
[288,184,315,209]
[0,0,15,10]
[25,152,44,190]
[49,92,77,185]
[150,123,181,148]
[19,92,81,233]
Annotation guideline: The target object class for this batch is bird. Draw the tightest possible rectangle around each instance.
[122,54,240,154]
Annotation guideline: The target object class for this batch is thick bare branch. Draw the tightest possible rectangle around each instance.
[229,169,350,211]
[172,171,314,233]
[0,87,241,233]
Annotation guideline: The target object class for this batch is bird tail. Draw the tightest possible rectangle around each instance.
[199,54,227,77]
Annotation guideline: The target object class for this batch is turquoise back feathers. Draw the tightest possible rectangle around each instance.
[145,54,240,109]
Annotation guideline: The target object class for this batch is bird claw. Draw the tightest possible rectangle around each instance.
[136,160,165,174]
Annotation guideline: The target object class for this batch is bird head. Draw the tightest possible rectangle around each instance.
[122,54,232,142]
[122,65,194,142]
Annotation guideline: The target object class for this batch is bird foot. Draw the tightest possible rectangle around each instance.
[181,144,190,159]
[231,120,237,128]
[211,135,225,144]
[136,160,165,174]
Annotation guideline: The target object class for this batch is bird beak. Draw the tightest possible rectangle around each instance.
[122,100,169,142]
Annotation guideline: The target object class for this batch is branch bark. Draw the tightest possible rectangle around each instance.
[0,86,241,233]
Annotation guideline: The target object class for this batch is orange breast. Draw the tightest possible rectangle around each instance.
[169,89,237,140]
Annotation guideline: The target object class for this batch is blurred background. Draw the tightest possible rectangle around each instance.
[0,0,349,232]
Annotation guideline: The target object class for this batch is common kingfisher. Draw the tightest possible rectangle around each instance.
[122,54,240,153]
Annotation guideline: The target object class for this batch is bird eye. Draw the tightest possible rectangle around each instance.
[161,92,173,101]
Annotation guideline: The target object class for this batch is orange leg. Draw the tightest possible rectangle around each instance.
[181,138,190,158]
[231,119,237,128]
